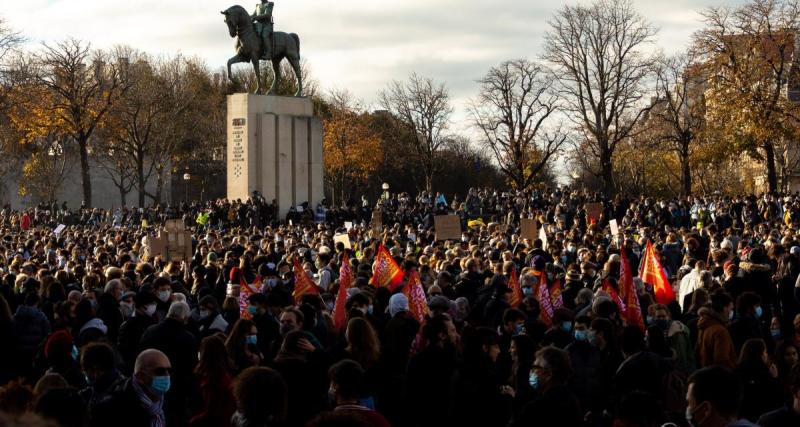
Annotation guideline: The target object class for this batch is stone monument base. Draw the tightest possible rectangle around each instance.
[227,94,324,218]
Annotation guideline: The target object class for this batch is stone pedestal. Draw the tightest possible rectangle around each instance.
[227,94,324,218]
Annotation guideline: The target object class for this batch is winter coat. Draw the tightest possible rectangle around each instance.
[666,320,696,374]
[13,305,51,358]
[695,307,736,369]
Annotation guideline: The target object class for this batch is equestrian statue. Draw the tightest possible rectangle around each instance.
[221,1,302,96]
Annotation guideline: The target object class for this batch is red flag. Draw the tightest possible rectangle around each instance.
[549,279,563,309]
[402,270,429,324]
[333,252,353,331]
[292,257,319,304]
[529,270,554,327]
[239,275,261,320]
[620,248,645,331]
[640,240,676,304]
[508,268,523,308]
[369,245,404,290]
[602,278,627,315]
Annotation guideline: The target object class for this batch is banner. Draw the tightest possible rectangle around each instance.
[369,245,404,290]
[333,252,353,331]
[508,268,523,308]
[640,240,676,304]
[292,257,319,303]
[402,270,429,324]
[620,247,645,331]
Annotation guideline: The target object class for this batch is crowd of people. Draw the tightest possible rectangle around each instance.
[1,188,800,427]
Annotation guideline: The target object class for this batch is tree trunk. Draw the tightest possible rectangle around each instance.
[764,142,778,193]
[601,148,615,196]
[137,148,146,208]
[680,148,692,196]
[120,187,126,207]
[78,137,92,206]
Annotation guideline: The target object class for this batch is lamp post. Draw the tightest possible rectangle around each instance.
[183,172,191,203]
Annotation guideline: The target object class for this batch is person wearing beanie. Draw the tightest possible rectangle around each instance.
[44,330,86,389]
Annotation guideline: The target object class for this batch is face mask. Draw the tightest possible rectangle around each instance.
[367,304,374,315]
[267,278,278,288]
[199,309,210,319]
[528,372,540,390]
[770,328,782,340]
[561,321,572,333]
[71,345,79,361]
[246,335,258,345]
[150,376,171,395]
[514,324,524,335]
[248,305,258,316]
[522,287,533,296]
[158,290,171,302]
[685,404,702,427]
[89,299,98,310]
[144,304,157,317]
[574,329,588,342]
[646,315,653,325]
[326,302,335,312]
[120,302,134,318]
[728,310,735,320]
[755,306,763,319]
[654,319,670,331]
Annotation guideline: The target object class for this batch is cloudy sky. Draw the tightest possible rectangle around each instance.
[2,0,746,133]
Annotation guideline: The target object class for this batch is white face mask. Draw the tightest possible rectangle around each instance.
[157,290,171,302]
[120,301,134,318]
[144,304,157,317]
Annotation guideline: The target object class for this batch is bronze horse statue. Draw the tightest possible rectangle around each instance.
[221,5,302,96]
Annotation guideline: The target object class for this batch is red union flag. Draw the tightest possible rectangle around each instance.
[620,248,644,331]
[333,252,353,331]
[292,257,319,304]
[602,278,627,315]
[369,244,404,290]
[508,268,523,308]
[402,270,429,324]
[640,240,676,304]
[549,279,563,309]
[529,270,554,327]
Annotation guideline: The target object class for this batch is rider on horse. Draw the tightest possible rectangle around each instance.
[251,0,274,60]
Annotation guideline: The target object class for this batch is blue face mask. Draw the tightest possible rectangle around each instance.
[71,345,79,361]
[561,321,572,333]
[151,376,171,395]
[267,278,278,288]
[755,306,763,319]
[574,329,589,342]
[246,335,258,345]
[367,305,374,315]
[646,315,653,325]
[771,328,782,340]
[248,305,258,316]
[514,324,524,335]
[528,372,540,390]
[522,287,533,296]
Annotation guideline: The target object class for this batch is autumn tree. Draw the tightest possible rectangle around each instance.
[322,90,383,204]
[14,39,129,205]
[693,0,800,192]
[379,73,452,192]
[470,58,565,190]
[19,135,72,202]
[650,54,706,196]
[543,0,657,195]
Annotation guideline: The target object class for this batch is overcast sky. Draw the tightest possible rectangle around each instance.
[2,0,746,134]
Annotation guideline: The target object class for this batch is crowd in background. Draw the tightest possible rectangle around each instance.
[1,188,800,426]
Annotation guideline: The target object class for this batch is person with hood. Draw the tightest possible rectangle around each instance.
[696,290,737,369]
[194,295,229,338]
[378,292,419,424]
[650,303,695,374]
[13,291,51,381]
[74,299,108,347]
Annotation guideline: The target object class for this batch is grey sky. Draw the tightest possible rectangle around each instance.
[2,0,746,134]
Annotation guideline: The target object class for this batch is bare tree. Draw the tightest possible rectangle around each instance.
[379,73,452,192]
[543,0,657,195]
[470,58,566,190]
[651,54,705,196]
[31,39,129,205]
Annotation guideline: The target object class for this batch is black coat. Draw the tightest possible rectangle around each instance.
[509,384,582,427]
[117,313,157,374]
[140,318,199,427]
[405,344,457,427]
[90,378,158,427]
[97,293,123,343]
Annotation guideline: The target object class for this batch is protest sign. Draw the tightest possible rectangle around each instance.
[434,215,462,241]
[521,218,538,242]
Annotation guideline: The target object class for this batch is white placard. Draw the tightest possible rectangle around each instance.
[539,225,548,251]
[610,219,619,237]
[334,233,351,249]
[344,221,353,230]
[54,224,66,236]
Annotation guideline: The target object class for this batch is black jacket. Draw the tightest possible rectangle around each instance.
[509,384,582,427]
[117,313,157,374]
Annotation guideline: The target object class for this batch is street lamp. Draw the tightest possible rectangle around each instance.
[183,171,191,203]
